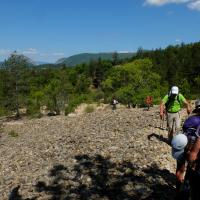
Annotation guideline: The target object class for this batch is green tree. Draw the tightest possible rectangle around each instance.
[44,79,68,115]
[112,51,119,65]
[102,59,162,105]
[4,52,32,117]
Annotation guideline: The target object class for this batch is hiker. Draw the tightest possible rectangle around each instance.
[145,96,153,110]
[160,86,191,144]
[188,135,200,200]
[187,100,200,200]
[111,96,118,110]
[171,100,200,200]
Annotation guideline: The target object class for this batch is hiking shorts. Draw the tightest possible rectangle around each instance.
[166,112,181,133]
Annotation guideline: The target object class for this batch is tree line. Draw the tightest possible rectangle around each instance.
[0,41,200,117]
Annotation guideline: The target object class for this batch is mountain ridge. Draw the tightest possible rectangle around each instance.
[56,52,136,66]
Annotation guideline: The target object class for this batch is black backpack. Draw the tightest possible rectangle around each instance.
[165,93,181,111]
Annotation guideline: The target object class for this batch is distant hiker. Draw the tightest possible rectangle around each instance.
[171,100,200,200]
[145,96,153,110]
[160,86,191,144]
[111,97,118,110]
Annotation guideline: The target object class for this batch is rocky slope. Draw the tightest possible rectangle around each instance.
[0,106,187,200]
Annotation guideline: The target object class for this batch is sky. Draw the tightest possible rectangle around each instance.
[0,0,200,63]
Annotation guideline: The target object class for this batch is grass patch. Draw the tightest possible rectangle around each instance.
[8,130,19,137]
[84,105,95,113]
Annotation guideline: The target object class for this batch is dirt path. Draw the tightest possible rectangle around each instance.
[0,106,188,199]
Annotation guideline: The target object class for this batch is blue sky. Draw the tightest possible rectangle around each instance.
[0,0,200,63]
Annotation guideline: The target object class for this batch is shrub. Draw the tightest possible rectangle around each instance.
[26,104,42,118]
[65,94,89,115]
[0,106,10,117]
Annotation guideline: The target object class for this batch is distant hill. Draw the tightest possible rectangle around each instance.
[56,52,135,66]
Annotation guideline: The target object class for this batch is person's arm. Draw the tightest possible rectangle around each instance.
[183,99,191,115]
[160,101,165,119]
[180,94,191,115]
[188,138,200,167]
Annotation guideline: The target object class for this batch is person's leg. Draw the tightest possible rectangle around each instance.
[174,112,181,133]
[167,113,175,144]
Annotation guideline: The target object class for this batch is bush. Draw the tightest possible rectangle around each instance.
[26,104,42,118]
[0,106,10,117]
[65,94,89,115]
[65,104,76,115]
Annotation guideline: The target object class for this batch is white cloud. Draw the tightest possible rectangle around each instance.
[117,51,131,53]
[175,38,181,42]
[39,53,48,56]
[187,0,200,10]
[144,0,190,6]
[0,49,12,56]
[23,48,38,55]
[0,48,65,63]
[144,0,200,11]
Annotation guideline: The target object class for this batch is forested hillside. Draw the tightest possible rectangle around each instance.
[56,52,135,66]
[0,42,200,117]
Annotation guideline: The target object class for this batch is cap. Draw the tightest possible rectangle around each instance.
[171,133,188,160]
[171,86,179,95]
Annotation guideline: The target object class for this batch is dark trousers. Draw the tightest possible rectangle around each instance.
[189,169,200,200]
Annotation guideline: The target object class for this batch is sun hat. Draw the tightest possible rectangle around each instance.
[171,133,188,160]
[170,86,179,95]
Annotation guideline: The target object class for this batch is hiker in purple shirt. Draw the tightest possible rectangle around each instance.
[171,100,200,200]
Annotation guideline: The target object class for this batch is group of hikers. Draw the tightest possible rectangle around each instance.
[159,86,200,200]
[110,86,200,199]
[111,95,153,110]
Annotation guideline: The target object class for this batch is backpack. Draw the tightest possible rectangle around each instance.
[111,99,118,105]
[165,93,181,111]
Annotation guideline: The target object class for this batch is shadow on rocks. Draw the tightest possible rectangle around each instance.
[9,185,22,200]
[9,154,176,200]
[148,133,169,145]
[8,185,36,200]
